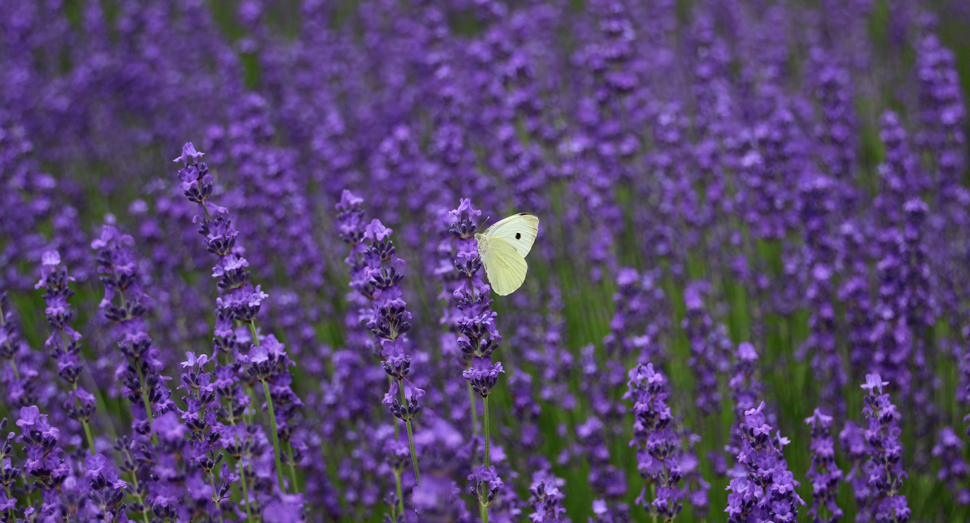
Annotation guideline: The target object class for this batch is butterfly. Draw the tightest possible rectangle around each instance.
[475,213,540,296]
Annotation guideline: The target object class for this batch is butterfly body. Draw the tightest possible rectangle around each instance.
[475,213,539,296]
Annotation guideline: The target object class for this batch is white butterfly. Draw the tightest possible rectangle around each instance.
[475,213,540,296]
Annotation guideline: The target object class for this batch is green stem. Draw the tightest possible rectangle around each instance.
[123,453,151,523]
[393,468,405,518]
[399,384,421,485]
[209,471,225,523]
[134,362,158,446]
[483,395,490,466]
[468,383,479,435]
[390,376,399,440]
[480,501,489,523]
[237,456,254,522]
[64,329,96,456]
[223,393,254,522]
[262,380,287,492]
[286,441,300,492]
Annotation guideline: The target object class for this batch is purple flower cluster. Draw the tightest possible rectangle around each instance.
[726,401,804,522]
[35,251,96,454]
[932,427,969,506]
[527,471,568,523]
[93,225,175,438]
[851,375,911,523]
[174,143,305,518]
[336,188,424,516]
[0,291,40,409]
[682,281,728,415]
[804,409,843,523]
[448,199,508,521]
[626,363,709,520]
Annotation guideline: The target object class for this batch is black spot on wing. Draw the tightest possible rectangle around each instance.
[515,232,521,239]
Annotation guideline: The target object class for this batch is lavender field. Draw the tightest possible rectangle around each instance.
[2,0,970,521]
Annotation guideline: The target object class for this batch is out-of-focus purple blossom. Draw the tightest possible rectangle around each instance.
[0,291,39,409]
[797,173,846,417]
[808,48,858,208]
[682,281,728,415]
[932,427,969,505]
[869,231,911,397]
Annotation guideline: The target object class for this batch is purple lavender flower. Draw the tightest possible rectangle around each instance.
[626,363,709,520]
[932,427,969,506]
[726,401,804,522]
[0,291,39,409]
[174,142,302,501]
[34,250,96,454]
[682,281,725,415]
[93,225,175,439]
[343,191,425,478]
[851,374,911,523]
[527,471,568,523]
[83,453,128,520]
[805,409,843,523]
[725,342,764,472]
[448,198,506,520]
[16,406,70,493]
[337,189,424,520]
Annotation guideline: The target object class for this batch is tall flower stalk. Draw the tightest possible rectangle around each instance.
[448,199,505,523]
[855,374,911,522]
[336,190,423,491]
[34,250,96,455]
[93,224,175,446]
[173,142,302,499]
[804,409,843,523]
[625,362,709,521]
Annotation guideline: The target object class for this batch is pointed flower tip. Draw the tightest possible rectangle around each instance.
[173,142,204,164]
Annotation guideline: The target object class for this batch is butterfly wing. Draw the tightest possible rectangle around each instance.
[481,237,528,296]
[483,213,539,258]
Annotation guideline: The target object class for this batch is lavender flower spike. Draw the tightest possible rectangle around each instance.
[804,409,842,523]
[528,471,568,523]
[726,401,804,522]
[35,250,97,455]
[856,374,911,522]
[339,191,424,482]
[174,142,302,497]
[626,362,708,521]
[448,198,505,523]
